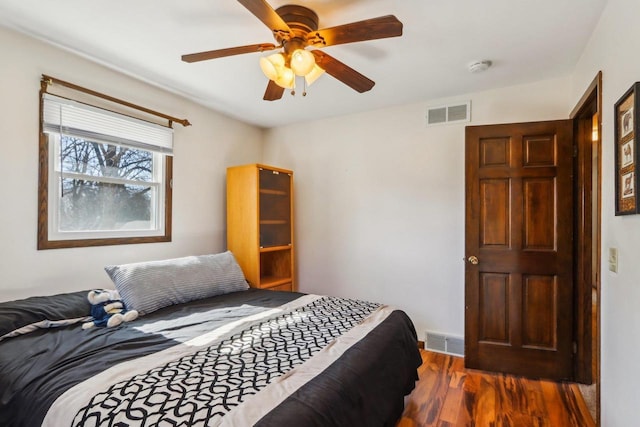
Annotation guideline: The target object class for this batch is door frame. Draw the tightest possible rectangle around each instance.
[571,71,602,423]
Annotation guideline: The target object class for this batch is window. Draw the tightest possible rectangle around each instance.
[39,94,173,249]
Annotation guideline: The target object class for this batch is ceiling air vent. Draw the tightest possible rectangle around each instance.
[426,101,471,126]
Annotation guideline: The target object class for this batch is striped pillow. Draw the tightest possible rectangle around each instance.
[105,252,248,316]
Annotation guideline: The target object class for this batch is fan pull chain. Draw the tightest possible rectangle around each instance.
[287,77,310,97]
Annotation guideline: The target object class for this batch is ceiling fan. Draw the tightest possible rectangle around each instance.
[181,0,403,101]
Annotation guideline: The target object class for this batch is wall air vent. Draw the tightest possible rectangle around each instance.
[425,331,464,357]
[427,107,447,125]
[426,101,471,126]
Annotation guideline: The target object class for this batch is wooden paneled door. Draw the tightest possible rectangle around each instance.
[465,120,574,380]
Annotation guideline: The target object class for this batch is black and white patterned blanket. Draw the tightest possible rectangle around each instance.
[66,296,380,426]
[0,290,420,427]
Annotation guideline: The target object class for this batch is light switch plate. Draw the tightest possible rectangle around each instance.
[609,247,618,273]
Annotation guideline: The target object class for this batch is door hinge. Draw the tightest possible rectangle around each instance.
[573,341,578,354]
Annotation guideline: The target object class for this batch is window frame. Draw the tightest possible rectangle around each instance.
[38,96,173,250]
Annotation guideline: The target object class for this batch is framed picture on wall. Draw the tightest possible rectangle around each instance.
[615,82,640,215]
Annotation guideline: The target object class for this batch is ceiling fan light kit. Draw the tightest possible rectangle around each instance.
[259,48,322,91]
[181,0,404,101]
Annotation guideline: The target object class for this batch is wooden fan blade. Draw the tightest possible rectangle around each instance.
[237,0,292,37]
[307,15,403,47]
[263,80,285,101]
[182,43,277,63]
[311,50,375,93]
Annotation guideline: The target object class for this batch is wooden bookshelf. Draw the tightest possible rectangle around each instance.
[227,164,294,292]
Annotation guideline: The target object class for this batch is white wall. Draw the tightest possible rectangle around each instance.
[263,76,572,338]
[570,0,640,425]
[0,26,263,302]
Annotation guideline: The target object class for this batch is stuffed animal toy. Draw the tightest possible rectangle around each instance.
[82,289,138,329]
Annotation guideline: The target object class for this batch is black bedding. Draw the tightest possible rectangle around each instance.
[0,289,420,427]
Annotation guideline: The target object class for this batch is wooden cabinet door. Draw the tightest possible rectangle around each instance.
[465,120,574,380]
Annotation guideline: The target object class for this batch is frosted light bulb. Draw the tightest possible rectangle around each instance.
[275,67,295,89]
[260,53,286,81]
[290,49,315,76]
[304,64,325,86]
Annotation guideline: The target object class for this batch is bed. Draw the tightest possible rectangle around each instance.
[0,253,421,427]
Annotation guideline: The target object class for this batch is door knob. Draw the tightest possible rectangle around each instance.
[468,256,479,265]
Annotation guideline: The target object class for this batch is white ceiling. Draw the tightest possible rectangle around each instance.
[0,0,607,128]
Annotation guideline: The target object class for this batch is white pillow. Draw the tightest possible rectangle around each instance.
[105,251,248,316]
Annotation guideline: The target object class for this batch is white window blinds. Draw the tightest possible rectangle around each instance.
[42,93,173,155]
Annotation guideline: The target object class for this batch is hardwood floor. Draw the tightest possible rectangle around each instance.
[397,350,595,427]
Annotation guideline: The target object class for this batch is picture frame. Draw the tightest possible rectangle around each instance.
[614,82,640,215]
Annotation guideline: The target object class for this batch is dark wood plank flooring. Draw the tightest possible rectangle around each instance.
[397,350,595,427]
